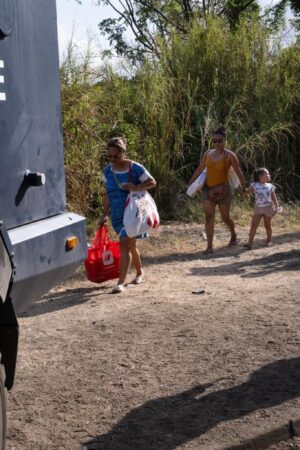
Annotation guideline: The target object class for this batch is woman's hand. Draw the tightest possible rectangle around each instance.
[121,178,156,191]
[120,182,137,191]
[241,186,249,197]
[99,214,108,225]
[188,151,208,186]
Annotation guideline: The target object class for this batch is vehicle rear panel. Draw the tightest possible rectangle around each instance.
[0,0,65,229]
[0,0,87,315]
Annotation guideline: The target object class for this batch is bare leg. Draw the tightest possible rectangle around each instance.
[130,239,143,277]
[118,237,132,285]
[203,200,216,253]
[263,215,273,245]
[244,214,262,249]
[218,202,237,246]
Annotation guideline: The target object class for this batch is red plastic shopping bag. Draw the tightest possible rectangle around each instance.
[84,225,120,283]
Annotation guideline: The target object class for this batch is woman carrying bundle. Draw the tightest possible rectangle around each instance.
[100,137,156,293]
[188,126,246,254]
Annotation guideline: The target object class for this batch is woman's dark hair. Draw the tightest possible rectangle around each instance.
[107,136,127,151]
[213,125,227,138]
[253,167,268,182]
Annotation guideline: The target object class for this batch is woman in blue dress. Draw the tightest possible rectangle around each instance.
[100,137,156,293]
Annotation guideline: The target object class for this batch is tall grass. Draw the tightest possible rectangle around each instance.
[60,17,300,220]
[153,18,300,194]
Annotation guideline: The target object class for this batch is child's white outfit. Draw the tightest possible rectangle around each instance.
[251,182,275,217]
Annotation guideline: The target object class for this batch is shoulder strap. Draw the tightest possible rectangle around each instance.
[112,161,132,188]
[111,166,121,188]
[128,161,132,183]
[224,148,230,160]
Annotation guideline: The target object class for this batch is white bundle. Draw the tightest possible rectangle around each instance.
[186,168,207,197]
[228,167,240,190]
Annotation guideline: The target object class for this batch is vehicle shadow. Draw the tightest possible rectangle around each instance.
[19,284,109,318]
[189,249,300,279]
[83,357,300,450]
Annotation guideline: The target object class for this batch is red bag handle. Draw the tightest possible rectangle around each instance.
[92,225,109,248]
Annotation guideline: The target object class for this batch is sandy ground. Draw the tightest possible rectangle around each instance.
[5,220,300,450]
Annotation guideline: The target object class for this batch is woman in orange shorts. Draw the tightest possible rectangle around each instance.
[189,126,246,254]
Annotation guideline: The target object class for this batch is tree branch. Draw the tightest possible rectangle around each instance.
[124,0,159,54]
[99,0,155,53]
[135,0,188,33]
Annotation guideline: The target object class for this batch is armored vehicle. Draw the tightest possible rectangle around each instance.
[0,1,87,447]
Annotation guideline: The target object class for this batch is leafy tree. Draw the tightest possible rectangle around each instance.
[75,0,260,61]
[74,1,300,62]
[263,0,300,30]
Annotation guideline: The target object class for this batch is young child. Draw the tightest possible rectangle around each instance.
[244,168,281,249]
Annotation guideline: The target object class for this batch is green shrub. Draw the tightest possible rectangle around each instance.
[61,18,300,220]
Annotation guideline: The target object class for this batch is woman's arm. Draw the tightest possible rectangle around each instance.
[271,191,279,209]
[244,185,253,196]
[121,177,156,192]
[188,151,208,186]
[99,194,110,224]
[229,153,246,191]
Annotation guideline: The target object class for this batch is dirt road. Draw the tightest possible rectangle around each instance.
[6,222,300,450]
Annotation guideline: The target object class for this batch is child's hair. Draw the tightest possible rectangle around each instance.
[253,167,268,182]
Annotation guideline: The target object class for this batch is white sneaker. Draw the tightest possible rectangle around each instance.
[111,284,125,294]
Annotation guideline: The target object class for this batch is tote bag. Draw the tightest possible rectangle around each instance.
[123,191,160,238]
[84,225,120,283]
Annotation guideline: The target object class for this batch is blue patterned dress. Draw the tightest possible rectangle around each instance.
[103,161,152,239]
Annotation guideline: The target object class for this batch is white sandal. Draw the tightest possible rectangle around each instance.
[132,272,145,285]
[111,284,125,294]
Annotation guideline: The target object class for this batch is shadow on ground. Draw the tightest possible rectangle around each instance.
[189,249,300,279]
[83,357,300,450]
[142,231,300,267]
[20,231,299,317]
[19,285,108,318]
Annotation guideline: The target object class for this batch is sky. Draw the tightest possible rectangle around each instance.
[56,0,114,60]
[56,0,292,61]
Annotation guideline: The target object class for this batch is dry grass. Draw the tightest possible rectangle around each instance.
[85,203,300,251]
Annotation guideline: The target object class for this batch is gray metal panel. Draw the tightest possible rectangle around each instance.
[0,234,12,302]
[0,0,66,229]
[0,221,14,302]
[0,0,15,36]
[8,213,87,314]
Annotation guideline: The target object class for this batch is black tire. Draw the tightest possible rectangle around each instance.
[0,363,6,450]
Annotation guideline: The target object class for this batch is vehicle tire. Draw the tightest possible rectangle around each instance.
[0,362,6,450]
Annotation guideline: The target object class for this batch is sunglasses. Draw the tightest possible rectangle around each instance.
[107,154,121,160]
[212,139,224,144]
